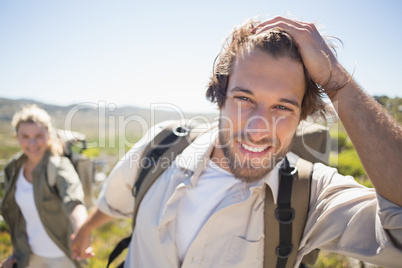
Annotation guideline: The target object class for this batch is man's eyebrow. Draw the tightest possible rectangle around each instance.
[279,98,301,108]
[229,87,254,95]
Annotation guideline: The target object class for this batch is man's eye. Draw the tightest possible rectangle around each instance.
[276,105,292,111]
[235,96,251,102]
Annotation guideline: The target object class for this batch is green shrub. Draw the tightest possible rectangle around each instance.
[336,149,366,179]
[82,147,100,158]
[330,130,354,152]
[0,220,9,232]
[0,231,13,259]
[314,251,351,268]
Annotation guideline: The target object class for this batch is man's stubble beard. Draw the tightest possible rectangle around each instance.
[218,119,291,184]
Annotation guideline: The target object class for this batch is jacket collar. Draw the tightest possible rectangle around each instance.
[7,150,51,177]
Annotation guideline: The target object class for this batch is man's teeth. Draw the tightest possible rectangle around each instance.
[241,143,268,153]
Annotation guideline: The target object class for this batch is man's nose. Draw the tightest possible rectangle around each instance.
[245,111,273,143]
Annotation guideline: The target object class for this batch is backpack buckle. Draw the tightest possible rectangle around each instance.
[276,243,293,258]
[279,166,298,176]
[275,208,295,224]
[173,126,190,137]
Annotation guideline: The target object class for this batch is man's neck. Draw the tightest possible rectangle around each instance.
[210,146,232,174]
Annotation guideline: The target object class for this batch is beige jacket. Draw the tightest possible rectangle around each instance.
[98,121,402,268]
[1,151,84,268]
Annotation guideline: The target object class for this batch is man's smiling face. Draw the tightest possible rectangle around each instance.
[214,49,305,183]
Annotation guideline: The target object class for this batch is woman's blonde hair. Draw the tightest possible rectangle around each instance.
[11,104,64,156]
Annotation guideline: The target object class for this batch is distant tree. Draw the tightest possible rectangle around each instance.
[374,96,402,123]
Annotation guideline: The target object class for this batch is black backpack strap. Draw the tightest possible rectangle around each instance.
[275,157,297,268]
[107,121,203,268]
[106,237,131,268]
[264,154,314,268]
[132,123,190,198]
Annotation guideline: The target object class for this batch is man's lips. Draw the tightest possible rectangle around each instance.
[238,141,274,155]
[241,143,269,153]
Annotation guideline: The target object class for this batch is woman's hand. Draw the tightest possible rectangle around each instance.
[1,255,17,268]
[70,227,95,260]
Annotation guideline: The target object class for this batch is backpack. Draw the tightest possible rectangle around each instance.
[47,129,96,207]
[107,120,329,268]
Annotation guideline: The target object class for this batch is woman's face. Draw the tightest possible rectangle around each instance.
[17,122,50,163]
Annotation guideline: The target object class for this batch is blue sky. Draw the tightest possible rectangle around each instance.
[0,0,401,113]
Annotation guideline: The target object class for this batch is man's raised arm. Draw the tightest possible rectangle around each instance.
[254,16,402,206]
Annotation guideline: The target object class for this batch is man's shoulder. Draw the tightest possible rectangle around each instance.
[311,162,362,190]
[311,162,343,181]
[312,162,337,174]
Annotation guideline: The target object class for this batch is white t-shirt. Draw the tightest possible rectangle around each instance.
[15,165,65,258]
[175,160,242,262]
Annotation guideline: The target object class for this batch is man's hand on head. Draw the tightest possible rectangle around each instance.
[252,16,350,97]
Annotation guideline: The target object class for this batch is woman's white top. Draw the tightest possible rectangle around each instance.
[15,165,65,258]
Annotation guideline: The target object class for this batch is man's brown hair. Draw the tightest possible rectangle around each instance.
[206,19,328,120]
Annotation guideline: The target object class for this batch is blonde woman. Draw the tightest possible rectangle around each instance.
[0,105,89,268]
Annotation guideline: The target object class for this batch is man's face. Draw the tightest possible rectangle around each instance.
[215,49,305,183]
